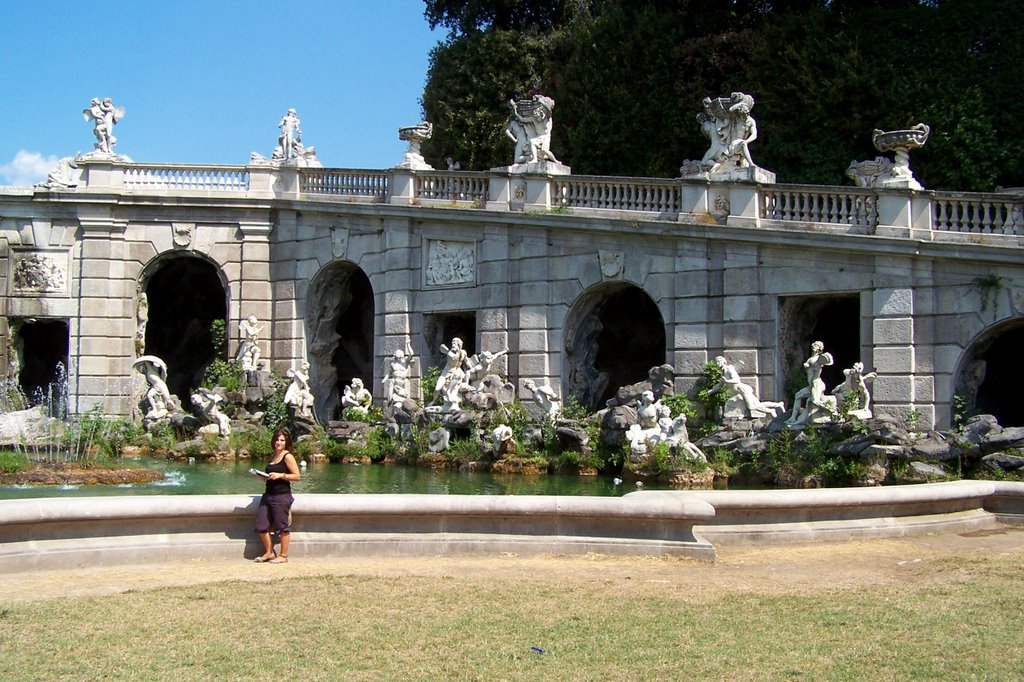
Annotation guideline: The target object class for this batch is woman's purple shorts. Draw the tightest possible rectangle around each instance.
[255,493,294,534]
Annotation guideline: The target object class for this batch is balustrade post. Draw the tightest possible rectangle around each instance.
[274,167,301,199]
[723,183,761,228]
[523,174,555,212]
[486,171,514,211]
[246,165,275,198]
[390,169,415,205]
[876,190,933,239]
[678,180,710,222]
[78,160,125,192]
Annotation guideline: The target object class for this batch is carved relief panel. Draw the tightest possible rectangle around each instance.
[424,239,476,288]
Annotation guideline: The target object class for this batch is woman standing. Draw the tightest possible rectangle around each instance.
[254,429,301,563]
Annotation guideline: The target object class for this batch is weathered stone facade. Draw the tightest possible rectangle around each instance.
[2,160,1022,428]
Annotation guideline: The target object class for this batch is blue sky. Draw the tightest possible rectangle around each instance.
[1,1,442,185]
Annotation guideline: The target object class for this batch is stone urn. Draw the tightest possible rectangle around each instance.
[871,123,930,190]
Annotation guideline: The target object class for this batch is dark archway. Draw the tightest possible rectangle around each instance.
[306,262,375,422]
[14,319,69,413]
[142,256,228,403]
[778,295,860,400]
[956,320,1024,427]
[565,283,666,410]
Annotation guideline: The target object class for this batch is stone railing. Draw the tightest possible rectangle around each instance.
[414,171,488,203]
[123,164,250,192]
[760,185,878,228]
[299,168,389,200]
[66,160,1023,244]
[932,191,1024,235]
[552,175,682,214]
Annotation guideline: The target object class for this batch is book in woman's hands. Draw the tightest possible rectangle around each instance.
[248,468,270,479]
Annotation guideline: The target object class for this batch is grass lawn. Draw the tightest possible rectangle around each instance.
[1,548,1023,681]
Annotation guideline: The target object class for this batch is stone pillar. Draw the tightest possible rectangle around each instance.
[871,287,921,424]
[380,221,418,400]
[238,221,274,368]
[76,208,134,414]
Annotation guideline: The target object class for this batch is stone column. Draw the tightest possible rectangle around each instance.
[238,221,274,368]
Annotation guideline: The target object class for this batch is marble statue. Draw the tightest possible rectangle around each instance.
[382,342,415,407]
[787,341,837,427]
[846,157,896,189]
[430,337,470,410]
[831,362,877,420]
[82,98,125,156]
[627,396,707,462]
[236,316,263,372]
[427,426,451,453]
[396,122,434,170]
[250,108,321,167]
[278,108,301,160]
[708,356,785,420]
[466,349,508,391]
[35,157,79,190]
[283,360,315,420]
[867,123,931,191]
[523,379,561,419]
[506,94,560,166]
[492,424,516,457]
[681,92,771,181]
[133,355,174,421]
[191,387,231,437]
[341,378,373,418]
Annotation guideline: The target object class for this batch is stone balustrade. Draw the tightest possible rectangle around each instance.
[122,164,250,192]
[64,159,1024,244]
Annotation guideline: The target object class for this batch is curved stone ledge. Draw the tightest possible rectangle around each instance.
[0,493,717,572]
[2,482,1022,573]
[640,480,1024,544]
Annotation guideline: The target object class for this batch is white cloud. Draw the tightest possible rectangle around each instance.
[0,150,59,186]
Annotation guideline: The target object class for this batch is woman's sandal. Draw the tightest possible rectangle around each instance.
[254,552,277,563]
[269,555,288,564]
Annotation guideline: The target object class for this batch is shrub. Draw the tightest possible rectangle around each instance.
[0,450,28,474]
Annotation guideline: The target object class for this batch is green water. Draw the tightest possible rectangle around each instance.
[0,458,661,499]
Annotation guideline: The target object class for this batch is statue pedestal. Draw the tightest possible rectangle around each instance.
[681,166,775,184]
[493,161,572,176]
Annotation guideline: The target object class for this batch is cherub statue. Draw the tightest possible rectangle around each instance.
[283,360,315,420]
[466,348,508,390]
[523,378,562,419]
[341,378,373,418]
[82,97,125,155]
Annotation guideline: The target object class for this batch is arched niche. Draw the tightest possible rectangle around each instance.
[306,262,375,422]
[955,318,1024,427]
[778,295,860,400]
[140,254,228,404]
[564,283,666,410]
[11,318,69,414]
